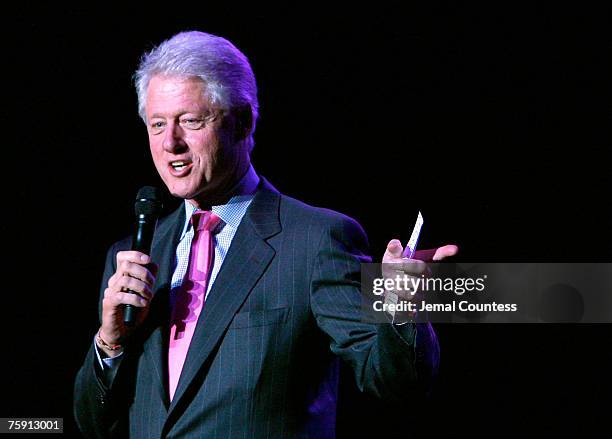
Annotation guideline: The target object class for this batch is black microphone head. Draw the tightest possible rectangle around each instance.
[135,186,163,216]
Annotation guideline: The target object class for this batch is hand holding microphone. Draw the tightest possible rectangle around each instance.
[97,187,162,356]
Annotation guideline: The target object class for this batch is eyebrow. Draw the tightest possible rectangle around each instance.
[148,110,207,120]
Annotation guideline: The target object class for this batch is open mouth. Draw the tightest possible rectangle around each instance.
[168,160,193,176]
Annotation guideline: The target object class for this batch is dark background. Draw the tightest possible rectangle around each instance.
[2,3,611,437]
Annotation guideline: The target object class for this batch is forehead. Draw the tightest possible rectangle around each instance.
[145,75,210,116]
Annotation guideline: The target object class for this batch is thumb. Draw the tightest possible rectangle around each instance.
[383,239,404,262]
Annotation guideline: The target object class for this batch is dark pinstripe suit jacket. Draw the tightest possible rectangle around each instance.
[74,178,439,439]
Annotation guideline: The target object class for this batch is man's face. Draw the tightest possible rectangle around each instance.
[145,75,244,204]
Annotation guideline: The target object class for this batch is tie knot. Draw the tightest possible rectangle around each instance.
[192,210,222,233]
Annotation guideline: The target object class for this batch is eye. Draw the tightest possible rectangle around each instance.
[180,118,206,129]
[149,120,166,134]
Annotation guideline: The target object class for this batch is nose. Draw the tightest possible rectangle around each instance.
[162,121,187,153]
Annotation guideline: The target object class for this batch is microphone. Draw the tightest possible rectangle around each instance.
[124,186,163,326]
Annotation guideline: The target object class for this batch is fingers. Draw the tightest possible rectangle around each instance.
[385,241,460,263]
[104,288,149,308]
[104,250,156,307]
[110,251,156,287]
[99,252,155,339]
[115,275,153,300]
[432,244,459,261]
[104,275,152,303]
[383,259,429,276]
[383,239,429,276]
[382,241,459,277]
[116,251,150,265]
[412,244,459,262]
[119,262,156,287]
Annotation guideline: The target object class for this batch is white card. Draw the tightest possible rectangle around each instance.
[402,211,423,259]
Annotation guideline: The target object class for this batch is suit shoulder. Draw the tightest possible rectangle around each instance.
[277,193,367,237]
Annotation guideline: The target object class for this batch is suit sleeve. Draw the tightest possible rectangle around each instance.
[73,242,128,439]
[309,215,440,402]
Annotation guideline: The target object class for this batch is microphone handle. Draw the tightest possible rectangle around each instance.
[124,215,157,326]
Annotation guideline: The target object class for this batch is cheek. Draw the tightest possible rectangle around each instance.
[149,145,166,171]
[148,136,162,154]
[191,133,220,163]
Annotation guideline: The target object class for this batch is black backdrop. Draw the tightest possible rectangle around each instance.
[2,4,612,437]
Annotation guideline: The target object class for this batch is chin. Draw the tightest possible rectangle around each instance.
[164,183,193,200]
[170,184,208,202]
[161,177,190,196]
[170,189,197,200]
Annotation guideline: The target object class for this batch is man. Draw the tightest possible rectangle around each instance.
[74,31,457,439]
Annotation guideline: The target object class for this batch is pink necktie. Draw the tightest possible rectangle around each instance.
[168,210,221,401]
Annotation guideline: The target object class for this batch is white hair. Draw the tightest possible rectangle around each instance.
[134,31,259,149]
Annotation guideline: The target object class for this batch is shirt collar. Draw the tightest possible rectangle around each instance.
[179,165,260,239]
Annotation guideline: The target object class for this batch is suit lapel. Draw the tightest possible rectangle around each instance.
[138,204,185,410]
[167,179,281,417]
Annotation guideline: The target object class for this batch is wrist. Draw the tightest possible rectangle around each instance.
[96,329,123,356]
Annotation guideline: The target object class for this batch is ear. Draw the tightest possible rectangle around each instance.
[231,104,253,142]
